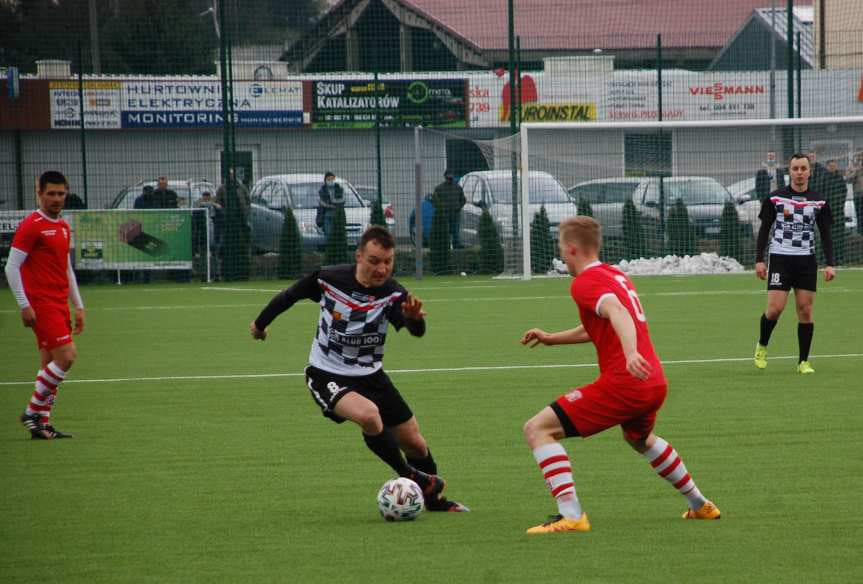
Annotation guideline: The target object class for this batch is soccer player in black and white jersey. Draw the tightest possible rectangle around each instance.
[250,226,468,512]
[754,153,836,374]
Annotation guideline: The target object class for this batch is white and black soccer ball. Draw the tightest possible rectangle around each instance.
[377,477,424,522]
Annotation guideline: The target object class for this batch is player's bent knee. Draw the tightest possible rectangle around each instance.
[523,416,553,447]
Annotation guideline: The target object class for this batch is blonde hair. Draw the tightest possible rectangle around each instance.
[559,216,602,252]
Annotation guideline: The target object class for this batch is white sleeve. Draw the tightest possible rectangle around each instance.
[67,255,84,310]
[4,247,31,308]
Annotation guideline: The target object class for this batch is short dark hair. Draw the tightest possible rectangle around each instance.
[324,172,335,180]
[39,171,68,192]
[789,153,811,165]
[358,225,395,251]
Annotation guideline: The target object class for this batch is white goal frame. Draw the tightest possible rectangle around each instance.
[518,115,863,280]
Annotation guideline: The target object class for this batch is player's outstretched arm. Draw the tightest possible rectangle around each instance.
[598,297,651,380]
[521,326,589,347]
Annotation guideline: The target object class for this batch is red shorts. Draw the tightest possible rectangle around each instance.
[552,375,668,441]
[31,303,73,351]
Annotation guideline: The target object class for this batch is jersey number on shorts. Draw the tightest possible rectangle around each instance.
[614,275,647,322]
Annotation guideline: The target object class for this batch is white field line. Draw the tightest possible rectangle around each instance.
[0,353,860,387]
[0,286,855,314]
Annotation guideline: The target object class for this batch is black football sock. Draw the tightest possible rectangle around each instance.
[759,313,778,346]
[798,322,814,362]
[406,448,438,475]
[363,429,411,476]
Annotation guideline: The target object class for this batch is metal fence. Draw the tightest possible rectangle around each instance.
[2,0,862,281]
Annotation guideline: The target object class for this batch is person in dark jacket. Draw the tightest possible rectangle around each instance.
[431,169,466,248]
[152,176,178,209]
[317,172,345,240]
[823,160,846,264]
[134,185,156,209]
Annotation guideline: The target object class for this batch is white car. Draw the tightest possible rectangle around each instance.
[459,170,577,245]
[726,177,857,234]
[248,174,371,252]
[110,178,217,209]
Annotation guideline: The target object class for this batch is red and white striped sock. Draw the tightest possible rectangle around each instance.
[644,436,707,510]
[533,443,583,519]
[26,362,66,425]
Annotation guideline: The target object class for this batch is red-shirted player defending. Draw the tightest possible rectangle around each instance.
[5,171,85,440]
[520,216,719,534]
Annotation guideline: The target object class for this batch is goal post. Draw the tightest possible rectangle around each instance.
[518,115,863,280]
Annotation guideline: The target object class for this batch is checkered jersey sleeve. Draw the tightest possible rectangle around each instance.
[755,198,777,263]
[254,271,322,329]
[387,282,425,336]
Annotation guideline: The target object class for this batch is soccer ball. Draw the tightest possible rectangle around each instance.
[377,477,424,522]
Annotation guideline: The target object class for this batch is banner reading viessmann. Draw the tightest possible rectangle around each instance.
[312,80,467,128]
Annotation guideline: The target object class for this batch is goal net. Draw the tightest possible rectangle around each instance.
[513,116,863,279]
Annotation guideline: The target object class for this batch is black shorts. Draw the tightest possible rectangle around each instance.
[767,254,817,292]
[304,365,414,426]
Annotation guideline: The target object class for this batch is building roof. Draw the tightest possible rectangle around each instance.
[396,0,813,50]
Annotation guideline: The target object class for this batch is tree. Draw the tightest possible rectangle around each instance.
[622,198,646,260]
[278,207,303,279]
[0,0,219,75]
[666,198,696,257]
[719,200,743,262]
[478,209,504,274]
[577,197,593,218]
[370,199,386,227]
[530,206,554,273]
[429,201,452,274]
[324,205,349,265]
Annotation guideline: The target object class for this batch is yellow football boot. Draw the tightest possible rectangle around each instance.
[526,513,591,534]
[682,501,721,520]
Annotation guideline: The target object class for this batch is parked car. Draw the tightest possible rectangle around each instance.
[568,176,748,239]
[726,176,857,234]
[109,178,217,209]
[354,185,396,228]
[458,170,577,246]
[248,174,370,253]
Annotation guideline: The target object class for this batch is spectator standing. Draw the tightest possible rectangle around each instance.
[317,172,345,240]
[134,185,156,209]
[845,152,863,235]
[431,169,466,248]
[823,160,846,264]
[216,169,250,224]
[152,177,178,209]
[64,192,86,209]
[755,150,782,201]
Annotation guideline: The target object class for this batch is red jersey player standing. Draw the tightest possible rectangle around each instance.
[5,171,85,439]
[519,216,719,534]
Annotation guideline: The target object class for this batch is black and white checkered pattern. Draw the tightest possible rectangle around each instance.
[307,270,406,376]
[768,195,826,257]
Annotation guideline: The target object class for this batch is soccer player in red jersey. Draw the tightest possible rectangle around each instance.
[520,216,719,534]
[5,171,85,439]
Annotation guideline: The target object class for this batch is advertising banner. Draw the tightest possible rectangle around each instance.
[50,81,122,129]
[311,79,467,128]
[72,210,193,270]
[120,80,304,129]
[468,72,599,127]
